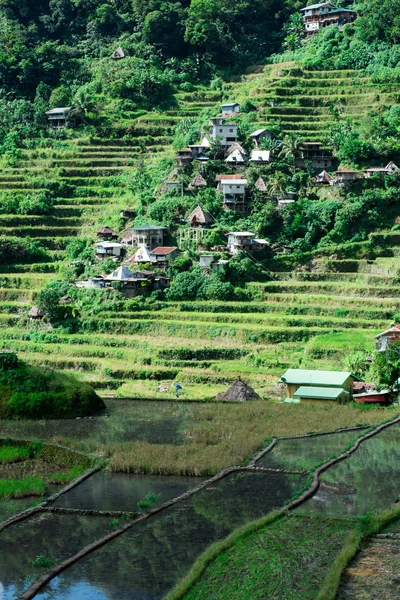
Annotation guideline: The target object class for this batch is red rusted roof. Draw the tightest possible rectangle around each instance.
[152,247,178,256]
[215,174,244,181]
[336,168,358,173]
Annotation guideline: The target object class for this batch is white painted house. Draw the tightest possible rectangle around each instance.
[300,2,335,32]
[227,232,268,255]
[219,178,247,212]
[121,224,166,249]
[225,148,248,164]
[250,149,270,164]
[95,242,123,258]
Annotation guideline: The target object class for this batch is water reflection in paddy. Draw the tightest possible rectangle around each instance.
[257,429,367,471]
[298,423,400,516]
[0,513,117,600]
[0,400,192,449]
[36,471,307,600]
[53,471,206,512]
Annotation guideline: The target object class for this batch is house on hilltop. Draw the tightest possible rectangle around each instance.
[218,178,247,212]
[375,324,400,352]
[46,107,72,129]
[95,241,123,259]
[249,129,273,147]
[121,224,166,250]
[96,226,118,240]
[227,232,268,255]
[210,119,238,147]
[364,162,398,178]
[188,173,207,189]
[221,102,240,116]
[295,142,333,169]
[250,149,270,164]
[300,3,356,34]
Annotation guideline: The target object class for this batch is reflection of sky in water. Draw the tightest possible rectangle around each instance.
[43,580,108,600]
[298,423,400,516]
[53,472,206,512]
[0,400,190,447]
[256,429,366,471]
[35,472,306,600]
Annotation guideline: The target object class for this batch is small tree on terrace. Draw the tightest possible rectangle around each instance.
[279,134,306,171]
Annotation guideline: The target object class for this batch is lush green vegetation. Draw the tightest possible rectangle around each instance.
[0,476,45,499]
[0,352,104,418]
[172,515,357,600]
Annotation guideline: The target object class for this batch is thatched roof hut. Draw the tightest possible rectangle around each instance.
[185,205,213,226]
[189,173,207,188]
[29,306,44,319]
[216,377,260,401]
[111,47,126,60]
[254,176,267,192]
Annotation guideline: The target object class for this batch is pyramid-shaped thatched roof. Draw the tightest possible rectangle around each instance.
[28,305,44,318]
[111,47,126,59]
[105,265,135,280]
[185,205,213,225]
[189,173,207,188]
[226,142,247,157]
[254,176,267,192]
[216,377,260,401]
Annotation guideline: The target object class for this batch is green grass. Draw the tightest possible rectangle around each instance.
[166,515,358,600]
[47,465,87,484]
[0,445,30,463]
[0,476,45,499]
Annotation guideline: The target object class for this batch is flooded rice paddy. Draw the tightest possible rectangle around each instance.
[298,423,400,516]
[256,429,367,471]
[1,413,400,599]
[35,471,306,600]
[53,472,206,512]
[0,400,192,448]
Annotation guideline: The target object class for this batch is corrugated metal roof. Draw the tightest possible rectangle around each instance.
[293,386,349,400]
[152,247,178,256]
[279,369,362,386]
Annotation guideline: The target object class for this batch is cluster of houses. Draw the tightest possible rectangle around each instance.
[279,368,390,405]
[301,2,357,34]
[316,161,398,186]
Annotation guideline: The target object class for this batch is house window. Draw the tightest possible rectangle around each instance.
[236,185,240,189]
[229,129,233,132]
[219,129,223,133]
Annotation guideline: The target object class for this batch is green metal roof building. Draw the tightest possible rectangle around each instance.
[279,369,362,400]
[293,386,350,404]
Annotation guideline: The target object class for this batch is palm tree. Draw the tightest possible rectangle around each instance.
[68,88,99,123]
[265,172,288,199]
[279,134,306,170]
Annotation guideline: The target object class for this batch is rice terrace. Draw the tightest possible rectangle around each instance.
[1,0,400,599]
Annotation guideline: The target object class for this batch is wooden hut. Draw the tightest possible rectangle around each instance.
[185,205,213,227]
[29,306,44,320]
[188,173,207,189]
[216,377,260,401]
[254,176,267,192]
[96,226,117,240]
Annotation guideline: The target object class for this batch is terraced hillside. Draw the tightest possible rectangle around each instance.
[0,64,398,398]
[228,64,400,140]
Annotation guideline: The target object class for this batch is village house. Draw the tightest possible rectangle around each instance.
[95,241,123,259]
[279,368,361,400]
[180,205,213,246]
[364,162,398,178]
[175,149,193,167]
[199,254,229,274]
[111,46,126,59]
[334,168,360,184]
[46,107,72,129]
[188,138,210,161]
[250,149,271,164]
[215,174,245,183]
[292,386,350,404]
[76,276,106,289]
[210,119,238,147]
[254,176,267,192]
[221,102,240,116]
[249,129,273,147]
[121,224,166,250]
[188,173,207,189]
[225,148,248,164]
[295,142,333,169]
[104,265,169,296]
[300,2,356,34]
[96,226,118,240]
[219,178,247,212]
[375,324,400,352]
[129,246,179,265]
[314,170,334,184]
[227,232,268,255]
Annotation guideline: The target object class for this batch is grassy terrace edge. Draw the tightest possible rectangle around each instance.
[163,414,400,600]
